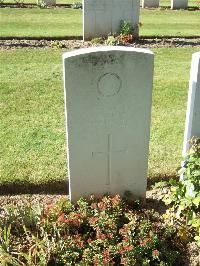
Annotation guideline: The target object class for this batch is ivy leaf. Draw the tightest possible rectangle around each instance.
[193,197,200,208]
[194,236,200,247]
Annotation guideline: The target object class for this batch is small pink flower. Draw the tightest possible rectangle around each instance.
[152,249,160,258]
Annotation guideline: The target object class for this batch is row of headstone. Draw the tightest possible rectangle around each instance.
[83,0,190,41]
[63,48,199,202]
[142,0,188,9]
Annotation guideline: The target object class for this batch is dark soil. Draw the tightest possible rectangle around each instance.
[0,37,200,50]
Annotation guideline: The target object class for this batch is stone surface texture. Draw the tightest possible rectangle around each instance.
[142,0,159,8]
[63,46,154,201]
[171,0,188,9]
[183,52,200,154]
[83,0,140,41]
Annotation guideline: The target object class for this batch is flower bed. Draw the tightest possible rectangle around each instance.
[0,194,188,265]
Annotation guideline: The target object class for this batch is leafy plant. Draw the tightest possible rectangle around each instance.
[0,225,11,253]
[91,37,104,45]
[103,20,137,46]
[154,137,200,246]
[51,40,64,49]
[0,195,183,265]
[72,2,82,9]
[105,35,119,46]
[37,0,47,8]
[119,20,133,35]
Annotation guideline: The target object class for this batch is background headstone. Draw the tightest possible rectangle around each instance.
[63,47,154,201]
[142,0,159,8]
[171,0,188,9]
[40,0,56,6]
[183,52,200,154]
[83,0,140,41]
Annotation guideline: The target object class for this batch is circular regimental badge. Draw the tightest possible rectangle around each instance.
[97,73,121,97]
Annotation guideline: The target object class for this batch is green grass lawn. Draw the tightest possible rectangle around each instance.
[3,0,75,4]
[0,47,199,185]
[0,8,199,38]
[160,0,198,6]
[3,0,199,6]
[0,9,82,37]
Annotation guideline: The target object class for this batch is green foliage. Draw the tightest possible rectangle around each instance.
[71,2,82,9]
[37,0,47,8]
[90,37,104,45]
[51,40,64,48]
[105,35,119,46]
[119,20,133,35]
[104,33,134,46]
[155,137,200,246]
[0,195,183,265]
[104,20,135,46]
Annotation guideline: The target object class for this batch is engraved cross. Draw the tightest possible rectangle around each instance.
[92,134,127,186]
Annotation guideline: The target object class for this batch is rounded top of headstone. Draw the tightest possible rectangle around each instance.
[62,46,154,60]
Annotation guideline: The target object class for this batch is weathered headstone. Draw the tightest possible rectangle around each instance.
[63,47,154,201]
[142,0,159,8]
[171,0,188,9]
[83,0,140,41]
[183,52,200,154]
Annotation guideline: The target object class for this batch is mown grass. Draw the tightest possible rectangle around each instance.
[0,9,82,37]
[0,47,199,185]
[140,9,200,36]
[0,8,199,37]
[2,0,199,6]
[3,0,75,4]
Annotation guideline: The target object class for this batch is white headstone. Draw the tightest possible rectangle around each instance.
[171,0,188,9]
[183,52,200,154]
[83,0,140,41]
[63,47,154,201]
[142,0,159,8]
[37,0,56,6]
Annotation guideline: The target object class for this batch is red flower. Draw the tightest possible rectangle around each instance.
[119,245,133,254]
[96,231,107,240]
[140,238,152,246]
[102,249,110,263]
[111,195,121,206]
[87,238,92,244]
[91,203,97,209]
[57,213,65,223]
[89,216,99,225]
[98,202,107,211]
[107,233,113,239]
[152,249,160,258]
